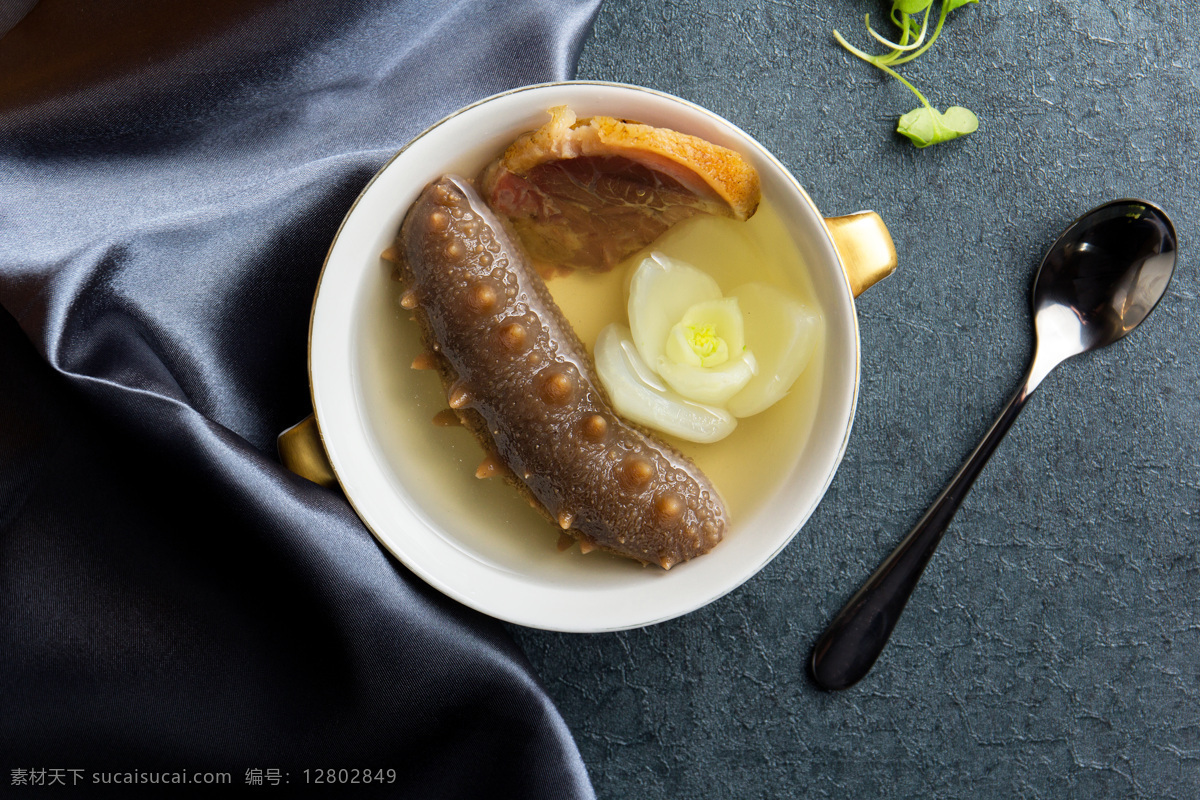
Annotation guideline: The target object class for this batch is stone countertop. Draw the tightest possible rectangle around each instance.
[508,2,1200,797]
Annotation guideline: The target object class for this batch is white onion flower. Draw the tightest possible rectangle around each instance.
[595,252,821,442]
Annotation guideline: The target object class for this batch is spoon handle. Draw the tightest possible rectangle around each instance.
[810,376,1035,690]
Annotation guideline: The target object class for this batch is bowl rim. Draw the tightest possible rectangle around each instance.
[305,80,861,631]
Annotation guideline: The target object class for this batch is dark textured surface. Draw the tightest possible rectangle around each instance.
[508,2,1200,797]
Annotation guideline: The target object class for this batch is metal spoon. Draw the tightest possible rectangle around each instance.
[810,198,1178,691]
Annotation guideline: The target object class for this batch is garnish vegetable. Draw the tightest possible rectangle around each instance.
[594,253,820,443]
[833,0,980,148]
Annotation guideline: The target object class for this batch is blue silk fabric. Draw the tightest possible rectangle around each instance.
[0,1,600,796]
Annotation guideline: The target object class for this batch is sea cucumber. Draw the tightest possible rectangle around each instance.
[393,175,727,569]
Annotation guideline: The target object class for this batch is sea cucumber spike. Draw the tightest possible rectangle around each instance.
[578,539,596,554]
[618,456,655,492]
[381,246,401,263]
[653,492,684,524]
[411,352,437,370]
[660,555,677,570]
[539,370,574,405]
[431,409,462,427]
[445,241,464,259]
[400,290,419,310]
[497,321,528,352]
[476,454,505,479]
[557,532,575,551]
[558,510,575,530]
[447,382,471,409]
[427,210,449,231]
[466,281,498,314]
[580,414,608,443]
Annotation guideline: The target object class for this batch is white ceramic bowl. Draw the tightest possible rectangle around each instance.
[303,81,892,632]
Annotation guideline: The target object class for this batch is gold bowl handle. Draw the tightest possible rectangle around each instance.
[278,414,338,488]
[824,211,897,297]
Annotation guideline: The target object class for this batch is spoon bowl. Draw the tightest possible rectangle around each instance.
[1029,200,1178,388]
[810,199,1177,691]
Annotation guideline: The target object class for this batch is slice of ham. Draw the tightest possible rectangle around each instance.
[480,106,761,272]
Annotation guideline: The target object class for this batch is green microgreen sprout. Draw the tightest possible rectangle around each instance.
[834,0,980,148]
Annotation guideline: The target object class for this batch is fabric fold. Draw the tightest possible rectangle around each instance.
[0,1,602,796]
